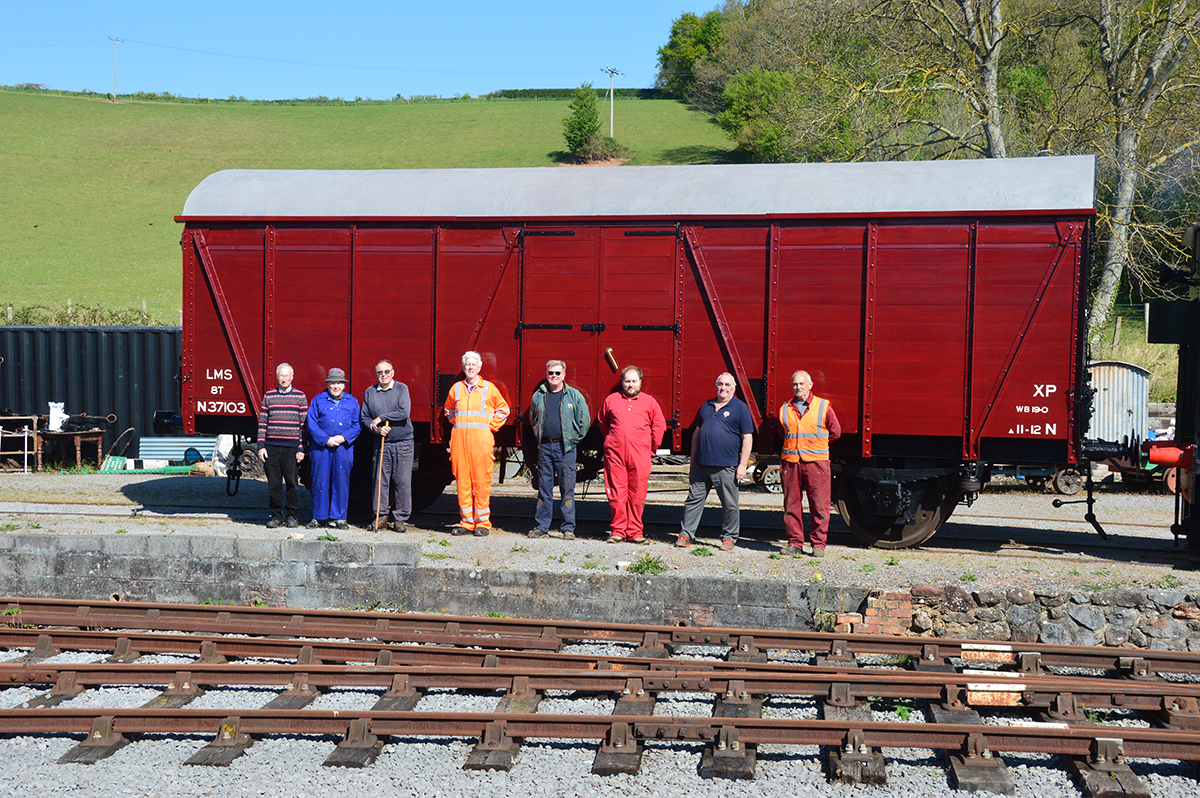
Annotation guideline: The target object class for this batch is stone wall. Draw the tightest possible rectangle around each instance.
[836,585,1200,650]
[3,531,1197,651]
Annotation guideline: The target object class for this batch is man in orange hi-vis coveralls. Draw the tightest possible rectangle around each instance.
[443,350,510,536]
[598,365,667,544]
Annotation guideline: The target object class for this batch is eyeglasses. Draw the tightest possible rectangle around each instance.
[547,370,563,376]
[376,369,392,375]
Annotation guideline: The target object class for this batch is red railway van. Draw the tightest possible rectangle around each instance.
[177,156,1096,547]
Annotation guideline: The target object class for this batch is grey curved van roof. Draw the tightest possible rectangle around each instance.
[180,156,1096,219]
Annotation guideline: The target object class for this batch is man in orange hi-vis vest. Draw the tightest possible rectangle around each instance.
[444,350,510,536]
[778,369,841,558]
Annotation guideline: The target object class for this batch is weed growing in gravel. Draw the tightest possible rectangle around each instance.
[423,551,452,560]
[1157,574,1184,589]
[511,543,529,553]
[317,532,339,541]
[628,553,668,575]
[1093,568,1112,577]
[691,546,713,557]
[893,704,914,720]
[438,538,452,547]
[960,572,977,582]
[582,555,601,569]
[885,556,901,567]
[0,522,17,532]
[27,523,40,529]
[114,528,128,534]
[485,611,510,618]
[769,553,782,560]
[861,564,876,573]
[840,554,856,561]
[1069,569,1081,576]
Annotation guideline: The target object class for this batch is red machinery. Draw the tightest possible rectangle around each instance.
[177,157,1096,548]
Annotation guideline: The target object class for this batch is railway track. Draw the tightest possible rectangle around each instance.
[4,598,1200,795]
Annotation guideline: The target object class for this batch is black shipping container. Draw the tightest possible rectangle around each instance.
[0,326,182,463]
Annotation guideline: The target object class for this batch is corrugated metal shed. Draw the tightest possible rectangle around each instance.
[0,327,182,463]
[180,156,1098,220]
[1088,360,1151,445]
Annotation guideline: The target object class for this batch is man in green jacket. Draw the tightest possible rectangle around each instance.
[528,359,591,539]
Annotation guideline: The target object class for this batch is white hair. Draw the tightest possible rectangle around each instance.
[276,362,293,376]
[461,351,482,367]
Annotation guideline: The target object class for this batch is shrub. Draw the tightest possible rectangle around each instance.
[563,83,602,156]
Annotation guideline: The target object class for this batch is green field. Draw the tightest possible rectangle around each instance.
[1,89,735,321]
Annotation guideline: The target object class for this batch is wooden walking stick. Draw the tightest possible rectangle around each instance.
[374,423,389,530]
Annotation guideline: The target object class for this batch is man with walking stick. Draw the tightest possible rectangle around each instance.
[361,360,413,532]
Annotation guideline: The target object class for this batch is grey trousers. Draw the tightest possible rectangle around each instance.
[374,439,414,523]
[679,464,740,541]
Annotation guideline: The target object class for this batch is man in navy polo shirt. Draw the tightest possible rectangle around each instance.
[676,372,755,552]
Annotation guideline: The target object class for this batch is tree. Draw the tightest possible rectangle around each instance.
[656,11,726,97]
[864,0,1022,158]
[1080,0,1200,340]
[718,70,798,160]
[562,84,601,156]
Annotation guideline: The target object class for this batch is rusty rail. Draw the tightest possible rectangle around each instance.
[5,708,1200,761]
[7,597,1200,677]
[5,660,1200,717]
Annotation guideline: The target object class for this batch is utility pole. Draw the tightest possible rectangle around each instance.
[109,37,123,102]
[600,67,622,138]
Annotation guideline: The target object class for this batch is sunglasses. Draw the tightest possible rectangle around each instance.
[376,369,392,375]
[547,370,563,376]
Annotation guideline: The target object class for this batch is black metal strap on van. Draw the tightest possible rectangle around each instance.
[622,322,681,336]
[516,323,573,337]
[523,230,575,236]
[624,230,678,237]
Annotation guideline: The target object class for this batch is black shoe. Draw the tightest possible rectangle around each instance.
[332,520,348,530]
[392,522,406,533]
[306,520,324,529]
[285,518,300,529]
[450,526,469,536]
[266,519,283,529]
[473,527,489,537]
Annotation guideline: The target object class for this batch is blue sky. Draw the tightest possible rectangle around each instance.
[1,1,709,100]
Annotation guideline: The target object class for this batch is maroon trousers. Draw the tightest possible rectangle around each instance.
[781,459,832,549]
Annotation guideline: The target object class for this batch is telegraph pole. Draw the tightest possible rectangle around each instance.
[109,37,123,102]
[600,67,622,137]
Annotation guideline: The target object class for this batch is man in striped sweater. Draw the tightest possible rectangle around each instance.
[257,363,308,529]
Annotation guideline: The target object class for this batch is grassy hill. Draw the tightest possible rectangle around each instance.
[0,89,734,321]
